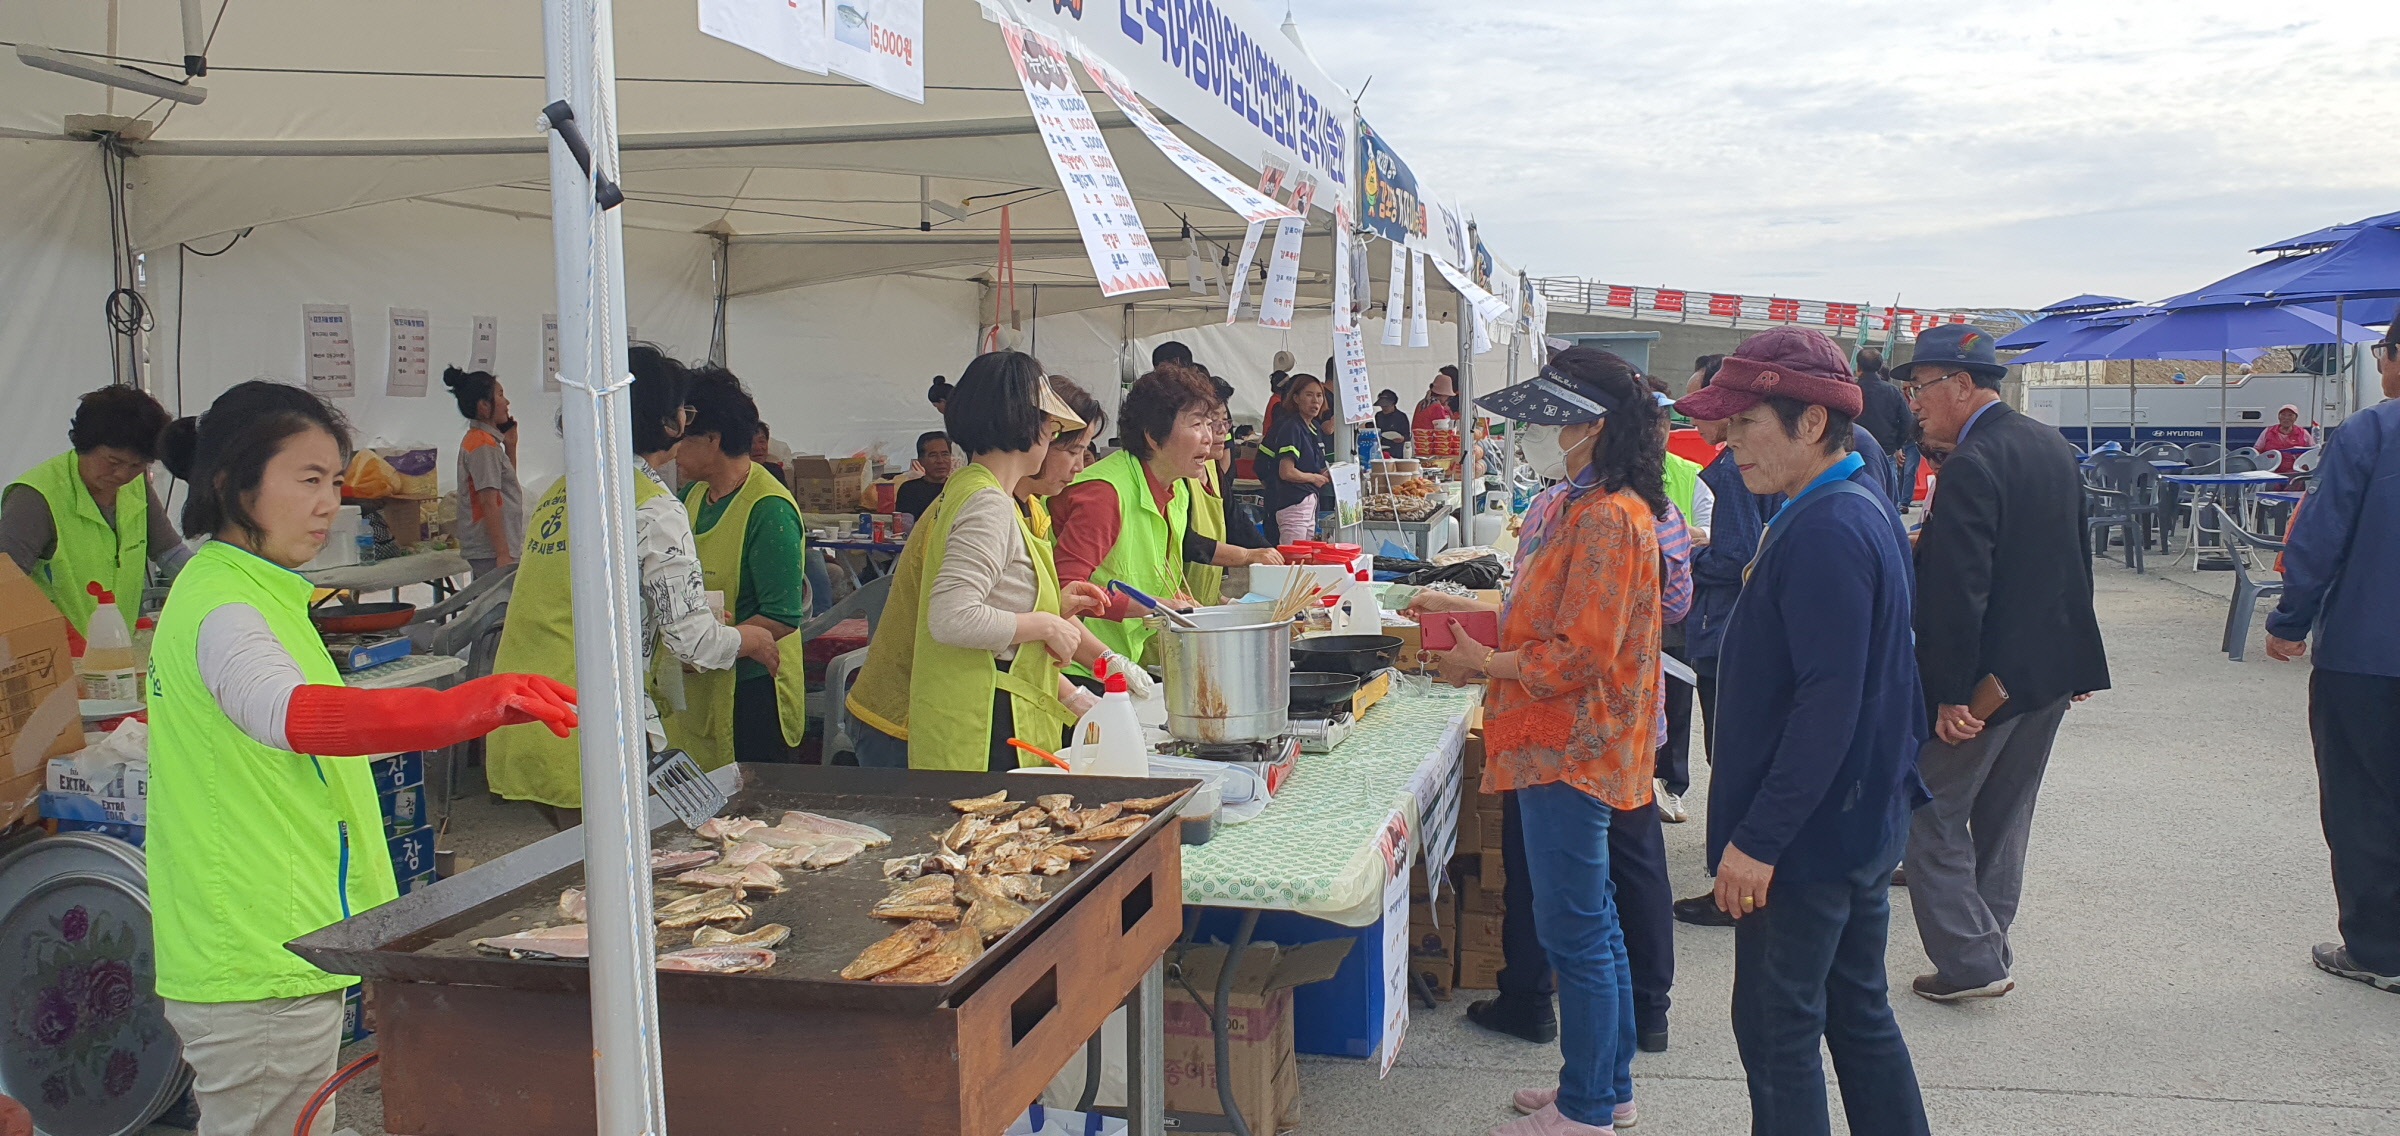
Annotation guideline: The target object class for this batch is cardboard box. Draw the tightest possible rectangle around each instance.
[1405,918,1454,961]
[1461,882,1506,915]
[787,455,871,514]
[1453,804,1482,858]
[1457,910,1507,953]
[1457,949,1506,991]
[1478,848,1507,892]
[1163,940,1350,1135]
[1,559,85,828]
[1478,807,1505,853]
[1409,952,1455,1002]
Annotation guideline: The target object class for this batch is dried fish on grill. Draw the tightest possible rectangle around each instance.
[719,841,774,867]
[693,923,791,949]
[882,853,938,880]
[649,848,720,876]
[738,860,786,895]
[745,827,829,851]
[655,887,750,929]
[658,887,740,915]
[1007,806,1052,828]
[1113,792,1186,814]
[939,815,990,852]
[871,924,983,984]
[656,945,777,974]
[673,864,750,891]
[695,816,764,843]
[801,838,867,870]
[1029,848,1076,876]
[558,887,587,922]
[992,874,1047,903]
[948,791,1013,814]
[872,875,962,922]
[841,920,945,980]
[959,874,1034,943]
[473,924,590,959]
[1034,793,1075,812]
[1064,815,1150,842]
[778,810,891,847]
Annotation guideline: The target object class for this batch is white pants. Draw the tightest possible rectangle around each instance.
[1274,500,1318,543]
[164,991,345,1136]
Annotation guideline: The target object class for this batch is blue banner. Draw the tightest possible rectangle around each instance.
[1358,118,1425,245]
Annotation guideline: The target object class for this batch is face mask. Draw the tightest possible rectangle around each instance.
[1518,424,1568,481]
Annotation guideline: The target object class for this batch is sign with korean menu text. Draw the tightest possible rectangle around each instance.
[999,16,1168,297]
[301,304,355,398]
[827,0,923,102]
[1077,48,1298,225]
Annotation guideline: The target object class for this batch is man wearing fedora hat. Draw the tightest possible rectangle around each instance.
[1895,323,2110,1002]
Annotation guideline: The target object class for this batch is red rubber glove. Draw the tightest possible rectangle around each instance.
[284,673,579,756]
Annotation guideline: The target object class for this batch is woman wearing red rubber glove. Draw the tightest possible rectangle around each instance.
[146,382,576,1136]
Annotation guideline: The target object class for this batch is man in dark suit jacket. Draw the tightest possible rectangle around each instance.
[1894,324,2111,1003]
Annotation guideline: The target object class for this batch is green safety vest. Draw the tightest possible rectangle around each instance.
[7,450,149,638]
[665,463,802,770]
[1663,453,1701,523]
[1064,449,1192,665]
[1187,462,1228,607]
[485,470,670,809]
[147,540,397,1003]
[898,462,1073,771]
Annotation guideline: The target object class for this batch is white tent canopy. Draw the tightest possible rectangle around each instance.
[2,0,1517,488]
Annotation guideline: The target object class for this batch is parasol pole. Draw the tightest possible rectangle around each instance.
[2220,348,2229,453]
[2083,360,2093,450]
[541,0,668,1132]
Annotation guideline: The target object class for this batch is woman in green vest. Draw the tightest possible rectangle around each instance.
[486,346,780,827]
[149,381,576,1136]
[1050,366,1283,665]
[3,384,186,637]
[664,367,807,768]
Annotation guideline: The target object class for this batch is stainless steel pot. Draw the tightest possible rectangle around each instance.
[1151,605,1291,743]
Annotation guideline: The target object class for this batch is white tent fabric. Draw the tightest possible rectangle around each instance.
[1,0,1512,490]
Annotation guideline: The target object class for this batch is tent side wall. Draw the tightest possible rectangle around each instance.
[0,141,118,485]
[722,274,986,468]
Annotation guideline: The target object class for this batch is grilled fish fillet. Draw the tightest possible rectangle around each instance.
[657,887,741,916]
[693,923,791,949]
[871,925,983,984]
[802,838,867,869]
[949,791,1010,813]
[778,810,891,846]
[656,945,776,974]
[649,848,721,876]
[473,923,590,959]
[1065,815,1150,842]
[1034,794,1075,812]
[657,902,750,930]
[695,816,765,843]
[841,920,944,980]
[559,887,587,922]
[1114,792,1186,813]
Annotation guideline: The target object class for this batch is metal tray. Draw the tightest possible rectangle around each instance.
[289,763,1194,1015]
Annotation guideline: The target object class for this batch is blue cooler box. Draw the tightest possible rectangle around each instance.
[1188,906,1393,1059]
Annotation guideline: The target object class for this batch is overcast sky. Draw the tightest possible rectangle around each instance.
[1287,1,2397,312]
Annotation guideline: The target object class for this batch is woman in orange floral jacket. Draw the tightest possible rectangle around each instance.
[1415,347,1667,1136]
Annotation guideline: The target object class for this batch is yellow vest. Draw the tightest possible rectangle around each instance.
[903,462,1074,771]
[1063,449,1191,665]
[665,463,801,769]
[147,541,396,1001]
[1187,462,1229,606]
[485,470,669,808]
[6,450,150,638]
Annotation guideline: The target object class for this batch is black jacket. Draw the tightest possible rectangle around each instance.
[1857,372,1916,455]
[1912,403,2110,720]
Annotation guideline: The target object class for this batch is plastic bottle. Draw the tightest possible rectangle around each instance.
[1069,659,1148,777]
[78,583,141,703]
[1349,569,1384,633]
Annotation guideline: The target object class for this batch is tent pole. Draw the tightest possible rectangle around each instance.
[2220,349,2229,452]
[1455,233,1476,549]
[709,230,730,366]
[542,1,669,1133]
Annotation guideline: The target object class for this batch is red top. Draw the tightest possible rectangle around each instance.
[1050,461,1183,621]
[1666,428,1721,467]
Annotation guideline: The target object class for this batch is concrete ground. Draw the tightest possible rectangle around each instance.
[1295,560,2400,1135]
[139,555,2398,1135]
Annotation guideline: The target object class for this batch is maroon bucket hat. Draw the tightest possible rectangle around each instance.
[1673,326,1863,421]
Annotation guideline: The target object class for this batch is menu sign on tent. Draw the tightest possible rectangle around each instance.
[1076,49,1298,226]
[828,0,923,103]
[302,304,355,398]
[698,0,832,74]
[386,308,431,397]
[999,17,1167,298]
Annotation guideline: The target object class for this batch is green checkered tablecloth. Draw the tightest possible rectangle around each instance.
[1180,685,1477,924]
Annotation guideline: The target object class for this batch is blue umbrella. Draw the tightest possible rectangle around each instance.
[2164,225,2400,309]
[2003,306,2163,364]
[1996,295,2138,349]
[2037,293,2137,313]
[2046,305,2379,449]
[2251,208,2400,254]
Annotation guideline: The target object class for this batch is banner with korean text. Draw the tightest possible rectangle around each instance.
[998,16,1167,297]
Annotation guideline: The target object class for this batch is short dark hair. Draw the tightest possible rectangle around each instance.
[182,381,353,542]
[1548,347,1668,518]
[945,350,1049,456]
[1855,347,1885,379]
[1693,355,1726,390]
[67,385,172,459]
[157,417,199,482]
[1048,375,1107,442]
[627,344,691,456]
[1152,341,1194,368]
[1439,365,1459,380]
[1283,374,1331,423]
[1209,375,1237,408]
[684,367,760,457]
[916,430,949,458]
[1763,395,1857,456]
[440,366,499,420]
[1376,388,1399,406]
[1118,366,1218,460]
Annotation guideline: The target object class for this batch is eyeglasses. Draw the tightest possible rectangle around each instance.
[2374,342,2399,361]
[1900,372,1967,401]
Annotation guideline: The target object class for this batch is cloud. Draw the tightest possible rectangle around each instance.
[1287,0,2399,308]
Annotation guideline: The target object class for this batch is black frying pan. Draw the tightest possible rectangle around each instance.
[1288,671,1362,715]
[1290,634,1405,678]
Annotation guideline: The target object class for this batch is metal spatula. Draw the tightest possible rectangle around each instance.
[646,747,728,830]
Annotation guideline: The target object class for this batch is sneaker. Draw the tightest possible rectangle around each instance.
[1615,1101,1639,1129]
[1672,893,1732,928]
[1488,1101,1614,1136]
[1468,995,1559,1044]
[1637,1024,1669,1053]
[2312,943,2400,993]
[1910,973,2013,1002]
[1654,784,1688,823]
[1510,1091,1635,1130]
[1891,864,1908,887]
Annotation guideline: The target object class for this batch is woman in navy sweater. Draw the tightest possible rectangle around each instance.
[1673,327,1930,1136]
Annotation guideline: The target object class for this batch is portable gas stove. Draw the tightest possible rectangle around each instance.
[1287,711,1353,753]
[1167,734,1299,794]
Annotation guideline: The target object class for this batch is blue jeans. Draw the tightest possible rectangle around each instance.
[1729,835,1928,1136]
[1517,780,1636,1125]
[853,721,908,768]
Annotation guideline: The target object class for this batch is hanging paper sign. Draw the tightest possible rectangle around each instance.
[1289,174,1319,218]
[1472,316,1492,356]
[1430,200,1470,269]
[1430,255,1512,327]
[1256,156,1291,204]
[1334,324,1373,425]
[827,0,922,103]
[1332,202,1356,333]
[1330,461,1365,530]
[1226,221,1265,325]
[1383,239,1407,347]
[470,315,498,373]
[301,304,355,398]
[998,17,1167,298]
[385,308,431,397]
[1076,49,1297,225]
[1257,217,1305,330]
[1408,251,1430,349]
[541,314,562,393]
[1358,118,1427,246]
[698,0,831,75]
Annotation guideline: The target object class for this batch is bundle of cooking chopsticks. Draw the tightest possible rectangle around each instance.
[1268,573,1325,622]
